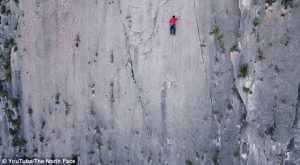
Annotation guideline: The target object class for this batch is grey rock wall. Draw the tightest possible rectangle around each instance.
[0,0,299,165]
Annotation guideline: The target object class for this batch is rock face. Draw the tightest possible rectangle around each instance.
[0,0,299,164]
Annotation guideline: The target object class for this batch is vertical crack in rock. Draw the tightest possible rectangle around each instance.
[231,0,247,111]
[117,0,138,86]
[193,0,214,113]
[110,81,115,128]
[287,83,300,164]
[236,0,249,132]
[143,10,158,45]
[117,4,153,158]
[229,1,249,163]
[269,107,277,141]
[127,60,137,84]
[117,0,140,90]
[158,0,171,7]
[285,82,300,165]
[117,0,148,117]
[160,82,167,145]
[292,83,300,128]
[143,1,164,46]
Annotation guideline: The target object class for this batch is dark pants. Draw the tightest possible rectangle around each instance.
[170,24,176,35]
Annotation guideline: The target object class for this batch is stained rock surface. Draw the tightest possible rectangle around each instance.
[0,0,299,165]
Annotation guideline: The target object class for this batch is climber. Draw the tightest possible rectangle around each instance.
[169,15,179,35]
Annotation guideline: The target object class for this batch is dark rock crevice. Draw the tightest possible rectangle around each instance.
[292,83,300,128]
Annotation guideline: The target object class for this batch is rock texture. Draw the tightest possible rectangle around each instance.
[0,0,299,164]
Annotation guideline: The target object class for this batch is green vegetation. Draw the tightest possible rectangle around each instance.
[212,149,221,165]
[71,154,78,165]
[211,26,222,42]
[12,137,27,147]
[14,46,18,52]
[238,64,248,78]
[3,59,12,82]
[2,38,15,83]
[4,60,10,70]
[39,136,44,142]
[3,90,26,148]
[282,0,293,8]
[266,0,276,5]
[64,101,71,115]
[242,87,250,93]
[4,38,15,49]
[5,108,24,146]
[11,98,19,108]
[0,86,8,97]
[11,117,21,129]
[6,111,21,133]
[0,90,8,97]
[0,5,6,14]
[227,103,233,110]
[233,151,240,157]
[210,26,223,49]
[186,160,193,165]
[253,17,260,27]
[4,66,11,82]
[55,93,60,104]
[5,108,14,120]
[33,148,38,154]
[110,51,114,63]
[51,153,55,160]
[230,45,239,52]
[28,107,33,115]
[9,128,18,136]
[266,124,276,136]
[41,120,46,129]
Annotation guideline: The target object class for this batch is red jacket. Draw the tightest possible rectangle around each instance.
[170,17,178,24]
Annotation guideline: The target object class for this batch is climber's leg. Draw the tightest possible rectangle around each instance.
[170,25,173,35]
[173,24,176,35]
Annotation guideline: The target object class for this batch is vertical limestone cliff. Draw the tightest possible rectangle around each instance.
[0,0,299,165]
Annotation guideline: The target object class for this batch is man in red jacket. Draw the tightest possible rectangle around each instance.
[170,15,179,35]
